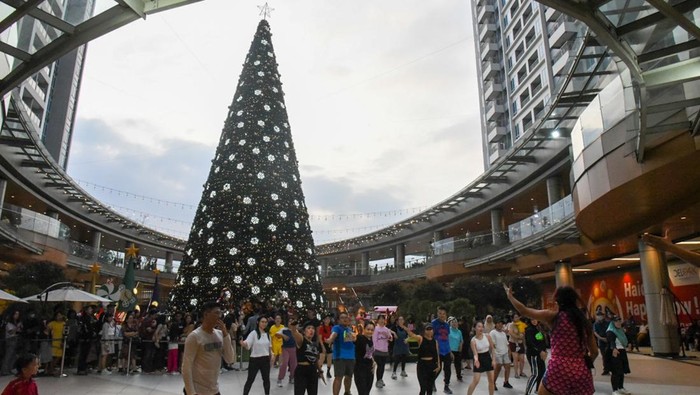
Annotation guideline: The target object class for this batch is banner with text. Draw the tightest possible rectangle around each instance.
[542,264,700,326]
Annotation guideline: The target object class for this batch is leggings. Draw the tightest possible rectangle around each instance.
[417,359,437,395]
[354,364,374,395]
[525,355,545,394]
[452,351,462,379]
[294,364,319,395]
[243,356,271,395]
[392,354,407,373]
[374,354,388,381]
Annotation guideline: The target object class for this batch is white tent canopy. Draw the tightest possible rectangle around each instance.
[22,287,112,303]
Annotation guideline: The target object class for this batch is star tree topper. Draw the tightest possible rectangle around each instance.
[125,243,139,259]
[258,2,274,20]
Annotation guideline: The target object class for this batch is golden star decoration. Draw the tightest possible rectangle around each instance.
[125,244,139,258]
[90,263,101,273]
[153,269,160,276]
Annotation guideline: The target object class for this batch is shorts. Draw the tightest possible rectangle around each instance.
[509,342,517,353]
[334,359,355,377]
[494,353,509,365]
[473,352,493,373]
[509,342,525,354]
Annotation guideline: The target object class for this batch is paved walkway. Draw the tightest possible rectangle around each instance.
[1,351,698,394]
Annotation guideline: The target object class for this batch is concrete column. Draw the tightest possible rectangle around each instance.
[0,178,6,213]
[361,252,370,275]
[491,208,505,246]
[638,239,681,356]
[546,176,564,206]
[353,261,358,276]
[394,244,405,270]
[165,251,174,273]
[91,231,102,260]
[554,261,574,288]
[433,230,443,242]
[319,259,328,277]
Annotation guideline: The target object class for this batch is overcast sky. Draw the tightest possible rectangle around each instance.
[67,0,484,245]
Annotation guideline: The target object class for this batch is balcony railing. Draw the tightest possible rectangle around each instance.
[0,204,70,240]
[508,195,574,242]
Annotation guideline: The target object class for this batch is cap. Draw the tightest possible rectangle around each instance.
[424,324,434,330]
[612,316,622,321]
[447,316,456,323]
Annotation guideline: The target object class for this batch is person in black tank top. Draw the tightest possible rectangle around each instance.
[403,323,441,395]
[291,323,326,395]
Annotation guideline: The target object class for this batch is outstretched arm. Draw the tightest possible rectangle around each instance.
[642,234,700,268]
[504,285,557,326]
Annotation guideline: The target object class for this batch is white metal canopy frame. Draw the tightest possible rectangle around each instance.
[536,0,700,163]
[0,0,203,97]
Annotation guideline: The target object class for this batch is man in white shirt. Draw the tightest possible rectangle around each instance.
[489,319,512,390]
[182,301,237,395]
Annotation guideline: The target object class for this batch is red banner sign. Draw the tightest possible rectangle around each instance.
[542,264,700,326]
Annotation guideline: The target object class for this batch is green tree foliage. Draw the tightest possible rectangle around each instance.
[1,261,68,297]
[412,280,448,302]
[370,282,406,306]
[508,276,542,308]
[451,276,510,317]
[446,298,476,320]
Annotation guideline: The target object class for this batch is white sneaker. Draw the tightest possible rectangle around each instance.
[391,372,397,380]
[618,389,631,395]
[277,380,283,387]
[400,370,408,377]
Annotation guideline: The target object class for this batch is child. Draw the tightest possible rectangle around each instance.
[2,353,39,395]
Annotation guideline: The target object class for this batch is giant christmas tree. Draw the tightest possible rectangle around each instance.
[170,19,324,313]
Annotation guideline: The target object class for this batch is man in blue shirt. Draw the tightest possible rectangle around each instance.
[432,306,453,394]
[325,312,356,395]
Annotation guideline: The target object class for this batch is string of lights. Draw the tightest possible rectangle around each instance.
[76,179,197,210]
[78,179,429,221]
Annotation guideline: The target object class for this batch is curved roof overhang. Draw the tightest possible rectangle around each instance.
[537,0,700,162]
[1,81,186,255]
[0,0,203,97]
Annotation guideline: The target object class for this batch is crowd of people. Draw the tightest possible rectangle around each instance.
[0,285,650,395]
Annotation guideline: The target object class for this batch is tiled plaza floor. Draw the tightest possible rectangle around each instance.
[1,350,698,394]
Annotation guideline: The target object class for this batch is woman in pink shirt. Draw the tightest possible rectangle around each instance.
[372,315,396,388]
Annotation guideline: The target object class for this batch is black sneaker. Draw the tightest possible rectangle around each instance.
[494,385,498,391]
[503,382,513,389]
[444,387,452,394]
